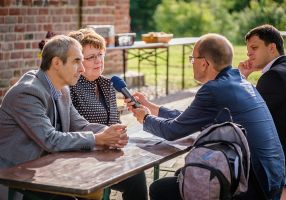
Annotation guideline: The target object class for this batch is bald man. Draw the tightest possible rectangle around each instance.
[126,33,285,200]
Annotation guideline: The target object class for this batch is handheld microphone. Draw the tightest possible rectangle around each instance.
[111,76,141,108]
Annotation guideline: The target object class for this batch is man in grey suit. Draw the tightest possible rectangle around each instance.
[0,35,128,200]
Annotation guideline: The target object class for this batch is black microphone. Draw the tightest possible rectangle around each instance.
[111,76,141,108]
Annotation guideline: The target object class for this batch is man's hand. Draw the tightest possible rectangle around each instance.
[124,91,148,111]
[238,60,257,79]
[94,124,128,148]
[132,105,151,124]
[124,91,160,116]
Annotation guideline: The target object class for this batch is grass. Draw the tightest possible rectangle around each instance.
[127,45,261,94]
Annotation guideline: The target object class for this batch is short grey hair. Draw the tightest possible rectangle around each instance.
[40,35,82,71]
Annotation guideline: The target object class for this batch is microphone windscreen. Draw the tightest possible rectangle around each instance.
[111,76,127,92]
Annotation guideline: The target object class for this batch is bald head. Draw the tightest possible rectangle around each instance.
[196,33,233,71]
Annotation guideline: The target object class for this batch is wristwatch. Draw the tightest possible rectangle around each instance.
[143,113,149,123]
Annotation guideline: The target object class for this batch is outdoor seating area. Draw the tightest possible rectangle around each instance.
[1,1,286,200]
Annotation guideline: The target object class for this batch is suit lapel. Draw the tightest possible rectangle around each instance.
[57,88,70,132]
[271,55,286,68]
[36,70,57,127]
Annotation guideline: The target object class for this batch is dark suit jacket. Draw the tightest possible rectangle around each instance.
[143,66,285,198]
[256,56,286,156]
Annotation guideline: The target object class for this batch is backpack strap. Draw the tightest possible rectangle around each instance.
[215,108,233,123]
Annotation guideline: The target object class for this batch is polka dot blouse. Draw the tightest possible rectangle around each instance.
[70,75,120,126]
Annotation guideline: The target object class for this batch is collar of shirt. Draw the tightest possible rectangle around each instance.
[43,72,62,101]
[262,56,283,74]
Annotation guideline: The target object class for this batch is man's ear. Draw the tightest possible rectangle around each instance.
[269,43,277,54]
[51,56,62,70]
[201,58,209,71]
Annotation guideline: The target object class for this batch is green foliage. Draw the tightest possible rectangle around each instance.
[233,1,286,43]
[154,0,215,37]
[130,0,162,38]
[149,0,286,44]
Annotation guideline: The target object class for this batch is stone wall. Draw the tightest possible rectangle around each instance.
[0,0,130,103]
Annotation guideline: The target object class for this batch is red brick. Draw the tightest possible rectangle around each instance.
[36,59,41,66]
[32,41,39,49]
[69,0,78,5]
[11,52,23,59]
[0,79,9,88]
[24,59,36,67]
[60,0,68,6]
[23,16,35,23]
[15,24,25,32]
[0,8,9,16]
[8,60,21,69]
[16,34,22,40]
[52,16,61,23]
[65,8,76,14]
[68,23,77,30]
[0,0,12,7]
[2,52,10,60]
[0,25,9,33]
[39,8,49,15]
[23,51,34,59]
[5,16,17,24]
[25,42,31,48]
[63,16,71,22]
[86,0,96,6]
[14,42,25,49]
[0,61,7,70]
[49,0,60,6]
[0,0,130,95]
[33,0,44,6]
[18,16,23,23]
[43,24,52,31]
[9,8,20,15]
[36,16,49,23]
[0,70,12,79]
[26,24,37,32]
[0,89,4,97]
[35,32,45,40]
[22,0,33,6]
[27,8,38,15]
[2,42,13,51]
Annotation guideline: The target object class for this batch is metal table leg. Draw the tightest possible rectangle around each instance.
[153,165,160,180]
[102,187,111,200]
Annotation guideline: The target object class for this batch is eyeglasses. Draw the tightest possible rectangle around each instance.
[84,53,105,62]
[189,55,205,64]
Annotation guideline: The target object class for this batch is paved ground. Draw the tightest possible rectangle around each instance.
[109,88,198,200]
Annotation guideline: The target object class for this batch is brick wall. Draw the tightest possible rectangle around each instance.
[0,0,130,103]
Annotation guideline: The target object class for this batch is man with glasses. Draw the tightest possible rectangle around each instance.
[0,35,128,200]
[125,33,285,200]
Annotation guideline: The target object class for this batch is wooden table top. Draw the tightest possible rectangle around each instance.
[0,134,198,196]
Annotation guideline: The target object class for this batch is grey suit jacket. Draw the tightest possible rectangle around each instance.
[0,69,106,168]
[0,69,107,199]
